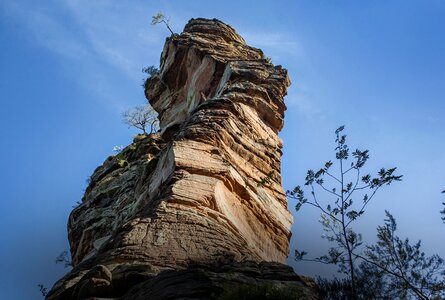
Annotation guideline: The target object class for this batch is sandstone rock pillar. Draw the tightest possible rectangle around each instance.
[47,18,301,300]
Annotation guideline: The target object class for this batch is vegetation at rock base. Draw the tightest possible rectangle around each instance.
[288,126,445,299]
[316,276,390,300]
[214,284,305,300]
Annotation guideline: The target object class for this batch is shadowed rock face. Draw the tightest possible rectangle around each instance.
[47,18,316,300]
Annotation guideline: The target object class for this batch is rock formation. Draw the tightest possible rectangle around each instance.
[47,18,318,299]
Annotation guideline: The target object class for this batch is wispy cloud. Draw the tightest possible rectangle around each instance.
[1,1,90,60]
[64,0,166,81]
[1,1,310,113]
[0,0,168,110]
[242,32,303,51]
[240,32,305,61]
[231,29,319,119]
[285,85,325,120]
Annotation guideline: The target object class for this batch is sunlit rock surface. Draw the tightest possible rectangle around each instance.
[47,18,318,300]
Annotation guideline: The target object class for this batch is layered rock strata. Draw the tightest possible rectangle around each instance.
[47,18,314,299]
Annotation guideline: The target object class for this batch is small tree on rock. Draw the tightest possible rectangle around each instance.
[142,65,159,78]
[141,65,159,89]
[122,104,159,135]
[151,12,175,36]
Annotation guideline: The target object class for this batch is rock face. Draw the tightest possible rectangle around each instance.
[47,18,318,299]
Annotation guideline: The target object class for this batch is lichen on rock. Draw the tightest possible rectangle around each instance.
[47,18,318,300]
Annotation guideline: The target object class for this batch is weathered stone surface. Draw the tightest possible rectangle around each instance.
[47,18,317,299]
[111,263,158,296]
[121,261,318,300]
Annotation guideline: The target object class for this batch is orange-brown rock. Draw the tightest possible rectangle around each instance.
[47,18,317,300]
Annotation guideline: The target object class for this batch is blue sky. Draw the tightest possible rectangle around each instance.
[1,1,444,299]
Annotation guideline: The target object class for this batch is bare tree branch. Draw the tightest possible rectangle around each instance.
[122,104,159,135]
